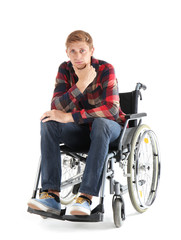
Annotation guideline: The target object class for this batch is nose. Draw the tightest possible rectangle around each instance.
[74,52,82,60]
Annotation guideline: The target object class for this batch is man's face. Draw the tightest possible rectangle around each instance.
[66,41,94,70]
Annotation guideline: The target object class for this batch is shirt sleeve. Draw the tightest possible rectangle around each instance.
[71,64,120,124]
[51,62,84,112]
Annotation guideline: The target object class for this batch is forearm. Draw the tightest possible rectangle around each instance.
[51,84,84,111]
[72,101,120,124]
[52,62,86,111]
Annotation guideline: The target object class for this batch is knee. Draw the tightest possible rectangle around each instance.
[40,121,59,137]
[91,118,111,139]
[41,121,51,133]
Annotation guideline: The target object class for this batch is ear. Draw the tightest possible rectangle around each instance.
[91,47,95,56]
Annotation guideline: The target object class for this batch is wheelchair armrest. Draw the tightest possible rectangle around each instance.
[116,112,147,161]
[125,112,147,120]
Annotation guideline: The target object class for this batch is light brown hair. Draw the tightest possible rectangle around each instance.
[66,30,93,49]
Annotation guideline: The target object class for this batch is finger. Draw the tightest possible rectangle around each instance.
[42,116,51,123]
[40,112,47,121]
[40,111,50,121]
[90,67,96,75]
[86,63,92,69]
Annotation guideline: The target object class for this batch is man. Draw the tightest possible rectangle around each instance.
[28,30,125,216]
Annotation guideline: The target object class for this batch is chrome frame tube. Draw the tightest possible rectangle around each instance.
[99,152,116,199]
[61,172,83,190]
[32,156,41,198]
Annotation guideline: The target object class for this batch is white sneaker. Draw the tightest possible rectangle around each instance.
[70,195,92,216]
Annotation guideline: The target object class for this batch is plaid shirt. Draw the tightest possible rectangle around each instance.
[51,57,126,126]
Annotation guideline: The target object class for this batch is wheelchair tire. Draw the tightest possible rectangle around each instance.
[112,197,123,228]
[127,124,160,213]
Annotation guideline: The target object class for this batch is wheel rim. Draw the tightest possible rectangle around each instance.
[135,130,160,209]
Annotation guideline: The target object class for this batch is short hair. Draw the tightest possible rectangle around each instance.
[66,30,93,49]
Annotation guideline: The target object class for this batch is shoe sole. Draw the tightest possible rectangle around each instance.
[70,206,90,216]
[28,199,61,215]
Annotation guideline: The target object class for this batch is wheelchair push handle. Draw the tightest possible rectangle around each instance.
[136,82,147,91]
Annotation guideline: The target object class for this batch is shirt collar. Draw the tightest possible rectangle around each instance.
[91,57,100,72]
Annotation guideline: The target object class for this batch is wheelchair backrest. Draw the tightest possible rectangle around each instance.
[119,90,140,127]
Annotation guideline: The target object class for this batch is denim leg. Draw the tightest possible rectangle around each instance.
[41,121,62,191]
[79,118,122,196]
[41,121,91,192]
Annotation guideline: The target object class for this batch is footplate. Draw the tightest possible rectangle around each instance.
[27,204,104,222]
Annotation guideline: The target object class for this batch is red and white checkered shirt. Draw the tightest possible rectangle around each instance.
[51,57,126,127]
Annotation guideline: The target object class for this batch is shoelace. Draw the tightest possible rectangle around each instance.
[76,195,92,205]
[39,192,54,199]
[39,192,60,203]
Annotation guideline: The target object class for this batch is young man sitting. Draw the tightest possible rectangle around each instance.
[28,30,125,216]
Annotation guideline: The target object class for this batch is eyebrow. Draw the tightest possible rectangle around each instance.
[70,47,86,51]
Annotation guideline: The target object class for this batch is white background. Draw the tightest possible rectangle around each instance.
[0,0,181,239]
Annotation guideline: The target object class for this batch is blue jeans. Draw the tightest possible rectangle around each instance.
[41,118,122,196]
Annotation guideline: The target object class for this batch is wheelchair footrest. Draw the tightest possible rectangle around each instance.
[27,204,104,222]
[64,212,103,222]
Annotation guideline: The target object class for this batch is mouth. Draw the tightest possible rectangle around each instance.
[75,61,84,65]
[74,61,86,69]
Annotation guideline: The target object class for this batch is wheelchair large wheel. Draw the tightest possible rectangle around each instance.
[127,124,160,213]
[60,154,85,205]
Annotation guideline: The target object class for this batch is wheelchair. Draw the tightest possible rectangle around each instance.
[28,82,161,228]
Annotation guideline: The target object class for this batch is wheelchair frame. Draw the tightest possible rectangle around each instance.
[28,83,160,227]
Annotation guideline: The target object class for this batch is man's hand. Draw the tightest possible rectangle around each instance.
[74,64,97,93]
[40,110,74,123]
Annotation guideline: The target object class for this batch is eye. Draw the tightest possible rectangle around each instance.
[80,49,85,53]
[70,49,75,54]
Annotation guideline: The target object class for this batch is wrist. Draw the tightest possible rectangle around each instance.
[66,112,74,122]
[76,81,88,93]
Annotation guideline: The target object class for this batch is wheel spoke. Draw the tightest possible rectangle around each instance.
[127,125,160,213]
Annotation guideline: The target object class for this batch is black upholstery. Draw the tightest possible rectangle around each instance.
[119,90,140,127]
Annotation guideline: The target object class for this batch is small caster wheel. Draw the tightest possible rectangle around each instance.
[112,196,125,228]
